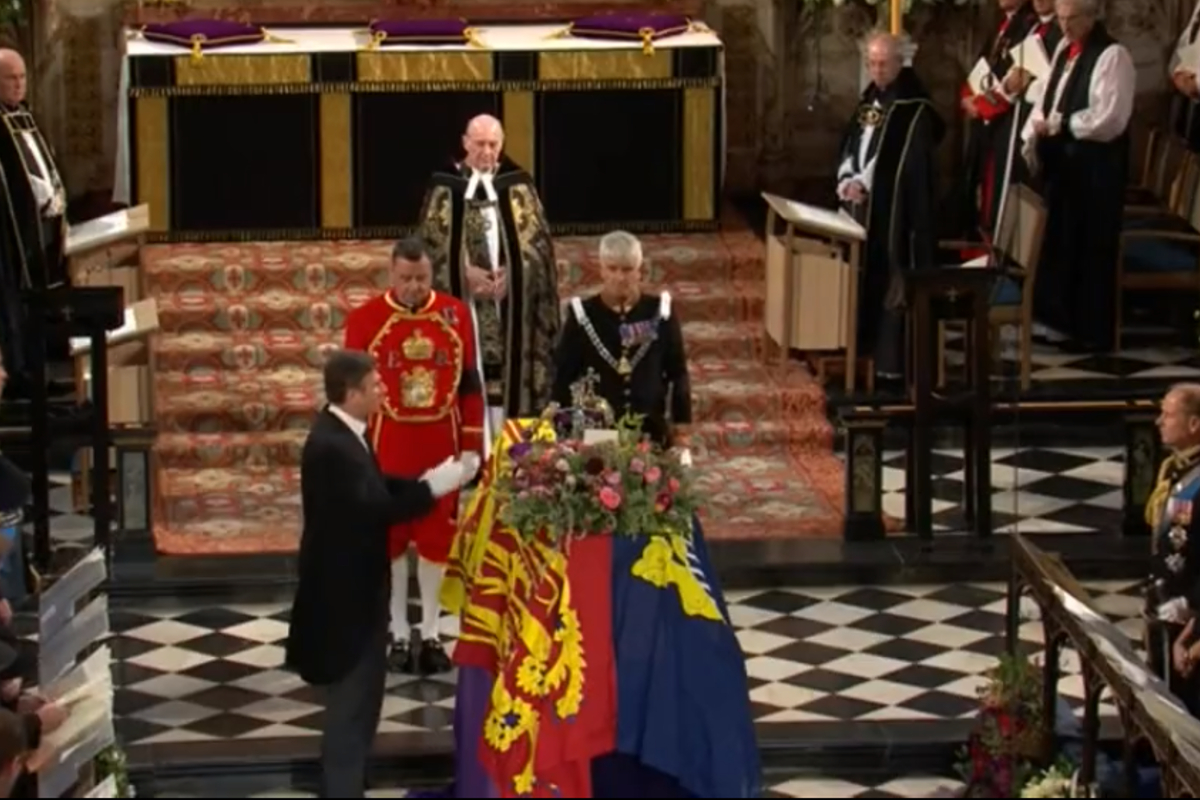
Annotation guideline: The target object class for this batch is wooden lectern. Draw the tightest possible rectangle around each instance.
[66,205,154,427]
[903,265,999,541]
[761,192,866,392]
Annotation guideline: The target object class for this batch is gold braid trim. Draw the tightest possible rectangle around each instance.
[1145,445,1200,535]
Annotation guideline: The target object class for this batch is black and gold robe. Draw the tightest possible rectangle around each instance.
[417,156,559,419]
[838,68,945,377]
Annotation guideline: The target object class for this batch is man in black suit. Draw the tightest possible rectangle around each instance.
[285,349,477,797]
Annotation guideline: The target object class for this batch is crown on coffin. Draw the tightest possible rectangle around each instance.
[541,369,617,440]
[402,330,435,361]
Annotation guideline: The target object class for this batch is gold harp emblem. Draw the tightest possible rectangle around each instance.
[402,367,436,408]
[402,329,435,361]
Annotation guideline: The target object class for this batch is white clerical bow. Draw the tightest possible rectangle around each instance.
[465,169,498,202]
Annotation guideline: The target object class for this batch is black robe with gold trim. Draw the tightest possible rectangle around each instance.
[838,68,945,375]
[417,156,559,418]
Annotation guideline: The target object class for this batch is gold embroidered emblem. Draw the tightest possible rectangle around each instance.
[858,105,883,127]
[402,367,436,408]
[403,330,435,361]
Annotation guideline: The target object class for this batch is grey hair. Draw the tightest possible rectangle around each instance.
[1056,0,1099,16]
[598,230,643,266]
[866,31,902,61]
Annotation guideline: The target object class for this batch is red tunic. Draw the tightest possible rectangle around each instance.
[344,290,485,563]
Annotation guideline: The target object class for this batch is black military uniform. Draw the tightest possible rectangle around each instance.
[1145,446,1200,717]
[552,291,691,447]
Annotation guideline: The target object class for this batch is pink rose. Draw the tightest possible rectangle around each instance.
[605,471,622,487]
[599,486,622,510]
[668,477,681,493]
[637,441,651,454]
[644,466,662,485]
[629,458,646,474]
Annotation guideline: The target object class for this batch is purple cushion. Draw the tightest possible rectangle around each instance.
[569,14,692,44]
[142,20,267,51]
[368,19,474,46]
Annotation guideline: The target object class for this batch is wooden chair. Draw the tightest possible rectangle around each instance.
[1125,133,1193,225]
[936,183,1049,390]
[1115,149,1200,349]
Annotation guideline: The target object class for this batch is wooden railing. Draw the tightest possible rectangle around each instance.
[1009,534,1200,796]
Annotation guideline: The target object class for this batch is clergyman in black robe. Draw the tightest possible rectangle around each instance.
[1170,0,1200,151]
[836,33,945,382]
[417,114,560,436]
[1021,0,1135,352]
[0,48,68,397]
[947,0,1037,245]
[552,231,692,449]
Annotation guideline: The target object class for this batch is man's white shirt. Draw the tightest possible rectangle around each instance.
[329,404,369,453]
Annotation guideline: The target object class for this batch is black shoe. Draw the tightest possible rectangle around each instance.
[417,639,452,675]
[388,639,415,673]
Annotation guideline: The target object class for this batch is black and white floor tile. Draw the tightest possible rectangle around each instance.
[877,446,1127,535]
[105,580,1144,747]
[133,768,964,798]
[944,329,1200,384]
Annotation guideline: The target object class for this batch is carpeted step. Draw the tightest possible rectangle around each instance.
[151,320,767,375]
[151,280,766,336]
[142,234,767,300]
[153,418,835,471]
[151,443,844,556]
[152,358,827,434]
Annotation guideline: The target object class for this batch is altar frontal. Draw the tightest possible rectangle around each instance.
[117,21,724,241]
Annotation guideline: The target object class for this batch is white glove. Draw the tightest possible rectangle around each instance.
[422,457,465,499]
[1157,597,1190,624]
[460,452,482,484]
[678,447,693,468]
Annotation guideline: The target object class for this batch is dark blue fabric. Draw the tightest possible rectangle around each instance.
[1124,238,1198,274]
[608,519,760,799]
[989,275,1022,305]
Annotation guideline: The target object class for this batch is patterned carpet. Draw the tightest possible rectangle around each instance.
[145,233,846,555]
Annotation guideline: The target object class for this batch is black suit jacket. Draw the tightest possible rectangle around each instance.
[285,407,435,685]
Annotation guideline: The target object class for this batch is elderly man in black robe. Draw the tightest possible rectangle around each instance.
[836,32,944,386]
[0,48,68,398]
[1020,0,1134,353]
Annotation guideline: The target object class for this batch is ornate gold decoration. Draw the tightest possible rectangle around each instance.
[502,91,536,176]
[356,51,493,83]
[402,366,436,408]
[538,50,672,81]
[134,97,170,231]
[402,329,435,361]
[174,54,311,87]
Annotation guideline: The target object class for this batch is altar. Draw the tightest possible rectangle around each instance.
[114,23,724,241]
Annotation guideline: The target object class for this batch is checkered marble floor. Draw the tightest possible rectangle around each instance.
[944,330,1200,383]
[133,769,964,798]
[876,446,1127,535]
[106,580,1145,746]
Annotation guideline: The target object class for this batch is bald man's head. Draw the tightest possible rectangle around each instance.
[0,49,26,108]
[865,32,902,90]
[463,114,504,172]
[1159,383,1200,450]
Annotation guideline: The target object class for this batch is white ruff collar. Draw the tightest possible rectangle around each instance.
[464,168,498,202]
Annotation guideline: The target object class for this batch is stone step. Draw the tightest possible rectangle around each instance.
[151,444,844,556]
[152,418,834,471]
[151,357,826,434]
[151,320,768,375]
[141,233,766,299]
[150,280,766,335]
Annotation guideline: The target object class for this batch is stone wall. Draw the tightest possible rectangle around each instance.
[22,0,1191,207]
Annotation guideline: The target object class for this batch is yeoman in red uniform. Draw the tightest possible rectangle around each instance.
[344,290,484,563]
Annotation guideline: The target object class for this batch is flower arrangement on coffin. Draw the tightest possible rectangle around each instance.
[96,744,136,797]
[493,372,699,545]
[1020,760,1097,798]
[957,653,1049,797]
